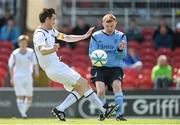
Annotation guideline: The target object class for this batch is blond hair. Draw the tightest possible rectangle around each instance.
[102,13,116,23]
[157,55,167,64]
[18,35,29,42]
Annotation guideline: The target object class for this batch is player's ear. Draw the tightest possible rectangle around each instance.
[114,21,117,26]
[102,22,105,28]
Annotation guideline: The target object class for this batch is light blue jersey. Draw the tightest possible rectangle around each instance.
[89,30,127,68]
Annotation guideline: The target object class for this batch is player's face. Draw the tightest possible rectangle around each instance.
[50,14,56,27]
[18,40,28,50]
[46,14,56,29]
[103,21,117,34]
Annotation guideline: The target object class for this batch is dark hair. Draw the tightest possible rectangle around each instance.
[39,8,56,23]
[8,15,14,21]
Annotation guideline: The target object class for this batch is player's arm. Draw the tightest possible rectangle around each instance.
[33,65,39,77]
[57,27,94,42]
[115,35,127,59]
[32,51,40,77]
[34,32,59,55]
[8,54,15,86]
[38,43,59,55]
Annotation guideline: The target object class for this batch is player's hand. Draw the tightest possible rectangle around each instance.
[53,43,60,52]
[84,27,95,39]
[10,78,14,87]
[118,40,126,50]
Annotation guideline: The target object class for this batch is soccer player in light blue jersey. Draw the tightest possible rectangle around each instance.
[89,13,127,121]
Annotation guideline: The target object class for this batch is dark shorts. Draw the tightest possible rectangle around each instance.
[90,66,123,91]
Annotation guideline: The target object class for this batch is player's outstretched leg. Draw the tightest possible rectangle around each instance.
[78,77,118,120]
[51,90,82,121]
[51,77,117,121]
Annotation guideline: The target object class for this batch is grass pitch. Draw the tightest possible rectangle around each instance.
[0,118,180,125]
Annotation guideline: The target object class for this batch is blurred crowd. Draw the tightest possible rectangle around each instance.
[0,8,180,90]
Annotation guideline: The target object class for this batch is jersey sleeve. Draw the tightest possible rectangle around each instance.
[54,29,66,40]
[8,53,15,68]
[89,35,98,56]
[33,32,46,47]
[115,34,127,59]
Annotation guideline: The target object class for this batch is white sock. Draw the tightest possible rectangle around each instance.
[56,91,81,112]
[99,96,106,105]
[84,89,105,113]
[24,98,32,113]
[16,98,26,117]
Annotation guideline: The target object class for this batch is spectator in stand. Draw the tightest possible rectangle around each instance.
[125,18,143,43]
[124,47,143,71]
[0,16,20,48]
[153,25,173,49]
[0,8,11,29]
[151,55,172,89]
[153,18,173,40]
[173,22,180,49]
[72,18,90,35]
[72,18,90,48]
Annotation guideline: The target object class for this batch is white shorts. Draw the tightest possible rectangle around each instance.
[45,61,81,92]
[14,76,33,96]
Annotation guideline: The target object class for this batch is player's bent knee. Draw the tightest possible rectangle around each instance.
[112,80,122,91]
[97,90,105,96]
[76,77,90,88]
[75,77,91,93]
[16,96,24,99]
[73,85,84,96]
[25,96,32,101]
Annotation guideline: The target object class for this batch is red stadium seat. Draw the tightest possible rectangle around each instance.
[136,73,153,89]
[173,48,180,57]
[0,55,9,63]
[122,68,138,90]
[172,63,180,69]
[73,47,87,55]
[172,56,180,65]
[0,76,3,87]
[76,41,88,49]
[0,41,14,50]
[157,48,172,57]
[141,41,153,49]
[122,74,137,90]
[141,55,156,64]
[72,55,91,66]
[143,62,155,69]
[141,28,155,36]
[127,41,139,50]
[0,61,7,71]
[140,48,156,58]
[0,48,12,56]
[49,80,64,89]
[0,68,6,80]
[141,28,155,41]
[58,47,71,57]
[140,68,152,75]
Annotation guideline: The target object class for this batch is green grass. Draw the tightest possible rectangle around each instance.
[0,118,180,125]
